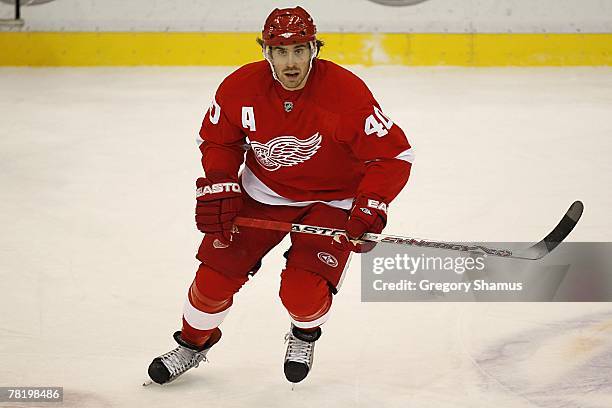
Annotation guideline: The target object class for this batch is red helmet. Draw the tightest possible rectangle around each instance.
[262,6,317,46]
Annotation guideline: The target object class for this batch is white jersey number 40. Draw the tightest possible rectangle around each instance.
[364,106,394,137]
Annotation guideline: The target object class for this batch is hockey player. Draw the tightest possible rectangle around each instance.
[148,6,414,385]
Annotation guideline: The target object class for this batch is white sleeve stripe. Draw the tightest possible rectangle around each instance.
[183,298,231,330]
[394,147,415,163]
[363,148,415,164]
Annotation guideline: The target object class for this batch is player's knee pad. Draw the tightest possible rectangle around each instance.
[279,267,332,321]
[190,264,248,313]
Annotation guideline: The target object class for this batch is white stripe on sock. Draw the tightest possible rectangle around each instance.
[290,307,331,329]
[183,298,230,330]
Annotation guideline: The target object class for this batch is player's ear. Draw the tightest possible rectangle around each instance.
[258,38,273,60]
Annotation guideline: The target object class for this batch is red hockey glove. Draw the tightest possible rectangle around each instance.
[195,174,243,246]
[332,195,387,253]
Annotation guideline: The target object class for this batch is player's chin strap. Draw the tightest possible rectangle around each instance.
[263,40,317,88]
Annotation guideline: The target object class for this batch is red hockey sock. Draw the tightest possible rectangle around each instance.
[181,264,247,347]
[181,318,215,347]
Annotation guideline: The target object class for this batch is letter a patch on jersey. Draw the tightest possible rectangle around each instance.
[251,133,322,171]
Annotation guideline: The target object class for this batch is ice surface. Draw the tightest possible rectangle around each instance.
[1,66,611,407]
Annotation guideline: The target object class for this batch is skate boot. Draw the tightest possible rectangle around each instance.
[283,324,322,383]
[148,328,221,384]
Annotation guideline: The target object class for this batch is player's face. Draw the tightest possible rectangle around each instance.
[269,43,312,90]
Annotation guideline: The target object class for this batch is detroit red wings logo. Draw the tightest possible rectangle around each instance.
[251,133,322,171]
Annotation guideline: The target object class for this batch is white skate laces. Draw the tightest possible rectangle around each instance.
[158,345,209,382]
[283,325,322,383]
[148,329,222,385]
[284,332,314,365]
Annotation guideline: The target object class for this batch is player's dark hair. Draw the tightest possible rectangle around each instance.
[256,38,324,57]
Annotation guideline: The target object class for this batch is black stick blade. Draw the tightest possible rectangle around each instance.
[542,200,584,252]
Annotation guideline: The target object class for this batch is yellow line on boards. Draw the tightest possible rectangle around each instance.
[1,32,611,66]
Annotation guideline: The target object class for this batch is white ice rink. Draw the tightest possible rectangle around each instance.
[1,66,612,407]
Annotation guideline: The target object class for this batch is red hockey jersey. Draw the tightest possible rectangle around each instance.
[198,59,413,209]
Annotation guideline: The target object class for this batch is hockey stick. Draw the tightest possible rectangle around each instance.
[234,201,583,260]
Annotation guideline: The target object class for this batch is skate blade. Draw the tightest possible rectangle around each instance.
[142,379,153,387]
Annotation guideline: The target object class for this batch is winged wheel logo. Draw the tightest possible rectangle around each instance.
[251,133,322,171]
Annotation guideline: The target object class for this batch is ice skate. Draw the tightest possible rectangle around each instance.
[147,328,221,384]
[283,324,321,383]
